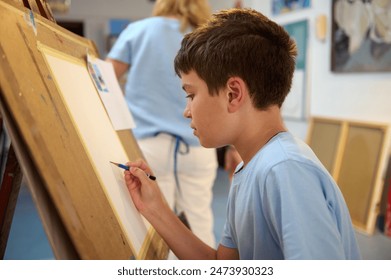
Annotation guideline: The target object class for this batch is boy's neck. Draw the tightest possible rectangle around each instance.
[233,106,286,166]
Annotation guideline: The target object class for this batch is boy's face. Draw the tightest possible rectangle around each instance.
[181,70,229,148]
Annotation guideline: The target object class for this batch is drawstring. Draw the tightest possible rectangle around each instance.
[155,132,190,229]
[173,135,191,229]
[154,132,189,190]
[155,132,191,229]
[173,135,189,193]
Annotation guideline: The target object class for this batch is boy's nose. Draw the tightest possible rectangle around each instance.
[183,107,191,118]
[183,104,191,119]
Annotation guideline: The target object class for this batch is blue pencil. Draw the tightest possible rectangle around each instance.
[110,161,156,181]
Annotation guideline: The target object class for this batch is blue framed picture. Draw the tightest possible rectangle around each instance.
[272,0,311,15]
[106,19,131,52]
[281,20,309,120]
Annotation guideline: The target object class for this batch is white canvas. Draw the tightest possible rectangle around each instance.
[42,50,149,257]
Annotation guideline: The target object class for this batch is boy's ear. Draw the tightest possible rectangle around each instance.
[226,76,246,113]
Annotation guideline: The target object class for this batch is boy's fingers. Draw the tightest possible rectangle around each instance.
[126,160,152,174]
[129,167,150,183]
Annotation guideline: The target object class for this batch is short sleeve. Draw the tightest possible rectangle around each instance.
[220,219,237,249]
[107,25,133,64]
[262,160,346,259]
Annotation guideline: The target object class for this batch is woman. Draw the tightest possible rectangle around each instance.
[106,0,217,252]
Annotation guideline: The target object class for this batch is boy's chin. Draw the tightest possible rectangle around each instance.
[198,139,219,149]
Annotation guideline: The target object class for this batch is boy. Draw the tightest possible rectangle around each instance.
[124,8,361,260]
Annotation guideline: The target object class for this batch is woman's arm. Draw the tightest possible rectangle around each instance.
[106,58,129,79]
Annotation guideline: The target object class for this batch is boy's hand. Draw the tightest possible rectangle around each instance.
[124,159,164,216]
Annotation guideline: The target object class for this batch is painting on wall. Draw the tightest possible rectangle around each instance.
[281,20,309,120]
[331,0,391,72]
[272,0,311,15]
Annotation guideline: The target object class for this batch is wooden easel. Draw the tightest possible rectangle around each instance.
[0,0,55,254]
[0,101,79,259]
[0,0,167,259]
[0,0,78,260]
[0,118,23,259]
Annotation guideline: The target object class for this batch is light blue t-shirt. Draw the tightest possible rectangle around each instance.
[221,132,361,259]
[107,17,199,146]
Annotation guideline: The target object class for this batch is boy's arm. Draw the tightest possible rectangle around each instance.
[146,204,239,259]
[144,199,216,259]
[217,244,240,260]
[124,160,239,260]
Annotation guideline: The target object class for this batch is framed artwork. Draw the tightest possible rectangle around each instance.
[272,0,311,15]
[281,20,309,120]
[331,0,391,72]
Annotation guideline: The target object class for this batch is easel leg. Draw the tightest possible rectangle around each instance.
[385,170,391,237]
[0,144,23,259]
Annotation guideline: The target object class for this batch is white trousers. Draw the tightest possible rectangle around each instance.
[138,133,218,248]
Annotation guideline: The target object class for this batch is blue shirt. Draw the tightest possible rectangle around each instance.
[107,17,199,146]
[221,132,361,259]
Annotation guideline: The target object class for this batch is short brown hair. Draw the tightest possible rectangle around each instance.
[174,8,297,109]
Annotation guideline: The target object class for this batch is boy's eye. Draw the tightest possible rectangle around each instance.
[186,94,194,100]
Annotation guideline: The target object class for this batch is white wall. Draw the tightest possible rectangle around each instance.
[54,0,240,57]
[252,0,391,141]
[54,0,154,56]
[54,0,391,142]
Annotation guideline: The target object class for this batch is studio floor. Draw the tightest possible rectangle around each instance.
[3,168,391,260]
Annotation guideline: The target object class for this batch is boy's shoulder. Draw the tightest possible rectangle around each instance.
[257,132,297,160]
[251,132,317,172]
[234,132,320,182]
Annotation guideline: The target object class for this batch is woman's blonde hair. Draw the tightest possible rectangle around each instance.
[152,0,211,32]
